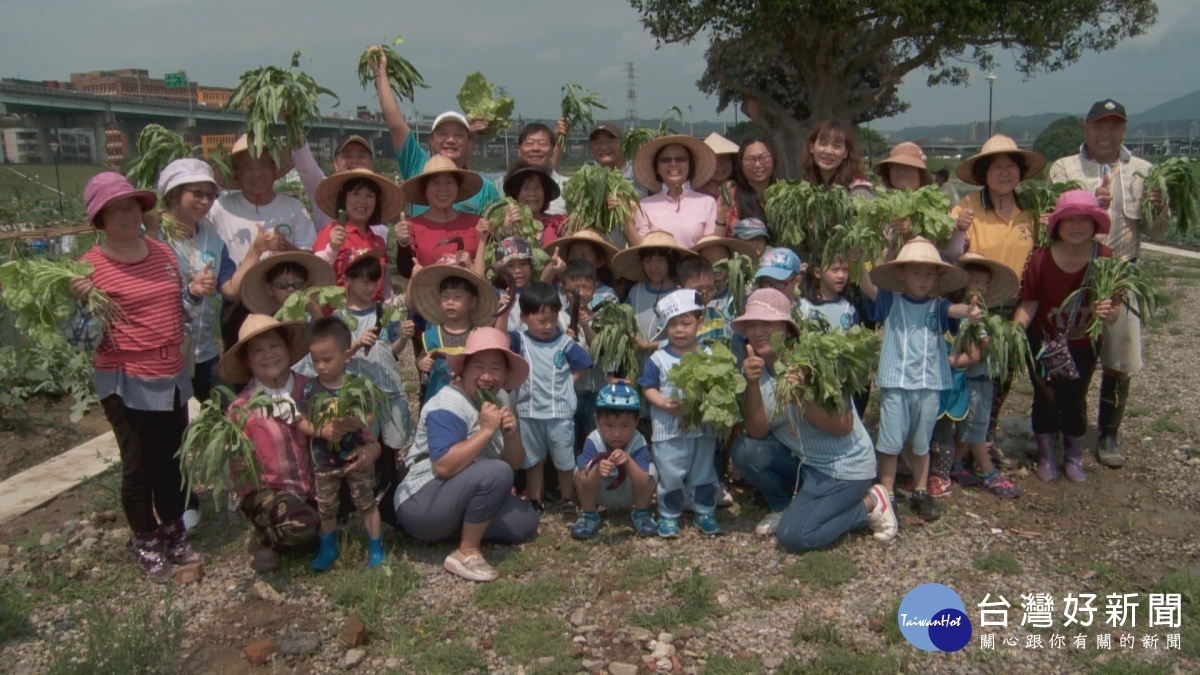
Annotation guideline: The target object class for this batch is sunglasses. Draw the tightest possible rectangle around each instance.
[271,280,306,291]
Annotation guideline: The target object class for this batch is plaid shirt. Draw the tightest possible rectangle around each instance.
[232,375,314,499]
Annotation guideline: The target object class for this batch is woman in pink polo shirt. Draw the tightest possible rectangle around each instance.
[625,135,720,249]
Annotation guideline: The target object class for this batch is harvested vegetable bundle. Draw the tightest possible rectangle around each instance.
[772,322,880,414]
[357,36,427,101]
[713,252,754,314]
[559,84,606,149]
[953,303,1033,379]
[1015,180,1082,248]
[1061,256,1162,342]
[125,124,198,190]
[0,258,122,336]
[482,197,542,243]
[763,181,852,253]
[822,204,886,284]
[879,185,955,247]
[561,164,639,235]
[224,51,340,161]
[307,374,391,453]
[178,386,277,506]
[274,285,356,329]
[1139,157,1200,236]
[456,72,515,138]
[620,106,682,160]
[667,342,745,438]
[589,300,640,381]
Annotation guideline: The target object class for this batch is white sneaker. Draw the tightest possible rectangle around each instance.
[755,511,783,536]
[444,550,498,582]
[182,508,201,532]
[865,484,898,542]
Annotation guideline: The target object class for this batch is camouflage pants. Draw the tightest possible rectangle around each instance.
[315,468,377,523]
[240,489,320,549]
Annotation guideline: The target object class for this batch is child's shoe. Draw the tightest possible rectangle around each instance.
[893,476,916,499]
[694,513,723,536]
[754,511,783,536]
[865,485,898,542]
[310,532,339,572]
[927,475,954,498]
[529,500,546,517]
[570,512,602,540]
[949,462,980,487]
[910,489,941,522]
[631,509,657,537]
[979,471,1022,499]
[658,517,681,539]
[367,536,386,569]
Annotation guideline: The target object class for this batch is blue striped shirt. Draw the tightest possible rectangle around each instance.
[509,330,592,420]
[638,346,709,442]
[750,369,805,457]
[757,369,875,481]
[576,429,651,472]
[869,291,954,391]
[797,295,860,332]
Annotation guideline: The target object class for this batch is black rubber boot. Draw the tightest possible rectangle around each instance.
[1096,374,1129,468]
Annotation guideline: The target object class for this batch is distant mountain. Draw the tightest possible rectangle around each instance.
[1135,91,1200,126]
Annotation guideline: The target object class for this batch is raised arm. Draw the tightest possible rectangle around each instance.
[368,46,411,155]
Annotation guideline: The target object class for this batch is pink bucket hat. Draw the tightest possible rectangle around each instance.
[1047,189,1111,237]
[731,288,800,337]
[446,327,530,391]
[84,172,157,227]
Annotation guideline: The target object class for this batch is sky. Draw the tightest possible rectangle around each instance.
[2,0,1198,132]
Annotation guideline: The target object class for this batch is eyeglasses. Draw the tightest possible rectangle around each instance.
[271,280,306,291]
[742,154,773,167]
[184,188,219,201]
[657,155,690,165]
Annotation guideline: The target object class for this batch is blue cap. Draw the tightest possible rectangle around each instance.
[754,247,802,281]
[596,380,641,411]
[731,218,769,241]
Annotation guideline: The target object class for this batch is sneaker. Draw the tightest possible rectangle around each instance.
[570,512,602,540]
[980,472,1022,499]
[694,513,723,536]
[658,517,681,539]
[754,511,783,536]
[631,509,657,537]
[443,549,498,582]
[893,477,916,499]
[910,490,941,522]
[529,500,545,517]
[865,485,898,542]
[716,483,735,508]
[988,442,1017,469]
[927,475,954,498]
[949,463,980,487]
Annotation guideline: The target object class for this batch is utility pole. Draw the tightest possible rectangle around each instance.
[625,62,638,126]
[986,73,997,137]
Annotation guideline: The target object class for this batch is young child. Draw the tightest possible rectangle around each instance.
[1014,190,1118,483]
[240,252,337,318]
[754,247,804,302]
[542,229,620,302]
[313,170,405,301]
[676,256,730,346]
[570,380,658,540]
[637,290,722,537]
[611,231,694,357]
[731,218,771,258]
[496,237,538,332]
[692,234,759,322]
[410,260,498,404]
[508,282,594,514]
[297,317,386,571]
[560,259,606,446]
[858,236,982,523]
[799,254,869,416]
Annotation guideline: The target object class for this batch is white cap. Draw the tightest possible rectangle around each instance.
[432,111,471,134]
[157,158,218,196]
[653,289,705,341]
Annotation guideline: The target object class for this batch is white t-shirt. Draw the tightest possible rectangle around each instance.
[208,191,316,263]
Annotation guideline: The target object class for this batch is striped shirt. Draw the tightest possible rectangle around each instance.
[232,374,314,499]
[509,330,592,420]
[576,429,651,472]
[758,369,875,480]
[638,346,709,442]
[869,291,954,391]
[160,224,235,364]
[798,295,860,332]
[750,369,805,457]
[626,282,676,340]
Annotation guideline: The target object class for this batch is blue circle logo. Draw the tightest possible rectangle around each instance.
[897,583,972,652]
[840,312,854,330]
[924,312,940,332]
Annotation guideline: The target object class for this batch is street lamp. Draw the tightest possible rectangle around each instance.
[986,74,997,137]
[48,136,64,218]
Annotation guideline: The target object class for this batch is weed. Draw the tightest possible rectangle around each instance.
[1151,416,1185,434]
[46,591,183,675]
[604,556,673,592]
[1126,405,1152,418]
[629,567,721,630]
[494,615,570,664]
[779,551,857,588]
[760,583,803,602]
[0,578,32,642]
[973,550,1023,576]
[496,548,543,576]
[704,653,764,674]
[323,560,421,629]
[474,576,566,610]
[793,621,842,647]
[802,645,908,674]
[1091,660,1171,675]
[407,641,488,673]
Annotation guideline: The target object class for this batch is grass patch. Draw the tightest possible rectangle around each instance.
[704,654,764,674]
[1126,405,1153,418]
[793,621,842,647]
[876,596,904,646]
[474,576,566,610]
[1092,660,1171,675]
[493,615,570,664]
[760,583,803,602]
[496,548,543,576]
[973,550,1023,576]
[79,463,121,513]
[1151,416,1186,434]
[45,592,183,675]
[407,641,488,673]
[323,560,422,629]
[630,567,721,631]
[0,578,32,642]
[604,555,673,592]
[779,551,857,588]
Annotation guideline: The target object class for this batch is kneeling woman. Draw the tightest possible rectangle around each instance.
[732,289,898,551]
[393,328,538,582]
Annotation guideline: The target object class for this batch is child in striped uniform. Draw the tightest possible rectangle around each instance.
[508,282,594,515]
[857,237,983,524]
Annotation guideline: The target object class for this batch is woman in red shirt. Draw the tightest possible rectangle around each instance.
[395,156,485,275]
[500,163,563,247]
[312,169,406,300]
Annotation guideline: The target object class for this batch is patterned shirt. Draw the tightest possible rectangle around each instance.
[209,191,316,264]
[509,330,593,420]
[869,291,954,391]
[232,374,314,498]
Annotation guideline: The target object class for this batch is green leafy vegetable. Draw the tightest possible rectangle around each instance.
[1016,180,1083,249]
[589,300,640,381]
[307,374,390,454]
[822,207,886,284]
[178,385,276,507]
[667,342,745,438]
[713,252,754,314]
[772,322,880,414]
[763,181,851,258]
[561,164,640,235]
[559,84,606,149]
[953,295,1033,378]
[482,197,542,243]
[0,258,122,338]
[357,36,427,101]
[1138,157,1200,237]
[456,72,515,138]
[1061,256,1162,343]
[125,124,199,191]
[620,106,682,160]
[224,51,340,161]
[274,285,356,329]
[477,387,503,408]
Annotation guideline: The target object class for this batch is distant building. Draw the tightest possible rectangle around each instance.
[2,128,95,163]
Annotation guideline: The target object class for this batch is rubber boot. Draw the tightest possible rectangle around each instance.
[310,531,339,571]
[1062,436,1087,482]
[132,529,173,584]
[367,536,386,569]
[162,518,208,566]
[1035,433,1058,483]
[1096,374,1129,468]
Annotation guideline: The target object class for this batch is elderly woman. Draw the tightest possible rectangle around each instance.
[626,135,720,248]
[393,328,538,582]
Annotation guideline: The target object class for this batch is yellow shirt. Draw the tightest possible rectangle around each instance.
[950,192,1036,283]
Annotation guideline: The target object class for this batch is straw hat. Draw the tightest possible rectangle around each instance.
[408,263,498,327]
[241,252,337,315]
[445,327,530,391]
[691,235,760,263]
[609,230,698,282]
[215,134,295,189]
[869,237,967,295]
[545,229,619,267]
[873,142,930,174]
[633,134,717,193]
[217,314,311,385]
[1047,189,1111,237]
[955,135,1046,185]
[703,133,739,156]
[400,155,484,206]
[731,288,800,337]
[957,253,1019,307]
[315,169,405,223]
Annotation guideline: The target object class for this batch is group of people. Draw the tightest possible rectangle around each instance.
[63,63,1164,584]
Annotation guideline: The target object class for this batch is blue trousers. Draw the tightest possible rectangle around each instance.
[731,435,800,513]
[775,466,871,553]
[654,437,718,519]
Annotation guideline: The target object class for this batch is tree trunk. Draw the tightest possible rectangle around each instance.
[747,97,811,179]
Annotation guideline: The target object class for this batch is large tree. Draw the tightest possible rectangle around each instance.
[1034,116,1087,165]
[630,0,1157,177]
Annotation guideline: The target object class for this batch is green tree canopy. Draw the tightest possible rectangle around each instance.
[1034,116,1087,165]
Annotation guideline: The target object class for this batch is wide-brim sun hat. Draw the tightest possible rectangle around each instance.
[869,236,967,295]
[316,169,406,223]
[609,230,698,282]
[408,263,498,327]
[1047,189,1112,237]
[692,235,760,263]
[400,155,484,206]
[215,134,295,189]
[502,165,560,204]
[957,253,1020,307]
[633,134,717,194]
[873,142,930,174]
[731,288,800,337]
[955,134,1046,186]
[84,172,157,227]
[703,132,739,157]
[217,314,311,385]
[445,327,530,391]
[544,229,619,268]
[241,252,337,315]
[157,158,219,198]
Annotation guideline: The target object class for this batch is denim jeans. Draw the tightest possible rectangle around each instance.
[775,466,871,553]
[731,435,800,513]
